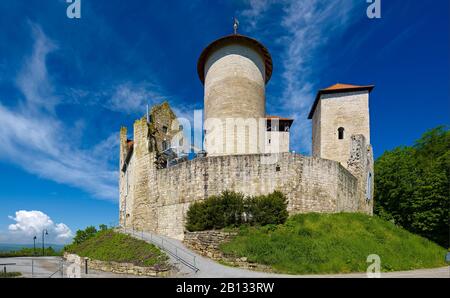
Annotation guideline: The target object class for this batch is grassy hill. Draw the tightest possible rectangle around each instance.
[220,213,447,274]
[64,230,169,269]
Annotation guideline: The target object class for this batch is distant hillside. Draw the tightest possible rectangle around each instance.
[0,243,64,252]
[220,213,447,274]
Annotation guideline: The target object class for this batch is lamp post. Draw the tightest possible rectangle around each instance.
[42,229,48,256]
[33,236,37,256]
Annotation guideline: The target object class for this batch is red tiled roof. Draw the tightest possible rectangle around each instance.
[308,83,375,119]
[322,83,375,92]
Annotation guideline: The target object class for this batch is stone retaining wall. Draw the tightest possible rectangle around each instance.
[183,231,274,272]
[183,231,237,260]
[63,253,170,277]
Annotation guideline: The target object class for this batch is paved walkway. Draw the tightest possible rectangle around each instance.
[122,230,450,278]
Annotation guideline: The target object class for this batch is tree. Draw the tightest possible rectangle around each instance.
[374,126,450,248]
[72,226,98,245]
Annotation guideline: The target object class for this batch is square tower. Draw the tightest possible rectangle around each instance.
[308,83,374,167]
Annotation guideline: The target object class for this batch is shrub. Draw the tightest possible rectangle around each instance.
[185,191,288,231]
[186,192,245,231]
[219,191,246,227]
[186,200,210,231]
[247,191,289,226]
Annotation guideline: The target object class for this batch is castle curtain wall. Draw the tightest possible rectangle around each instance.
[127,152,363,240]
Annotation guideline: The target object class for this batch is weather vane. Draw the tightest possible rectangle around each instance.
[233,17,239,34]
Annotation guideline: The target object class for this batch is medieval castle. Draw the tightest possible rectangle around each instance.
[118,30,374,240]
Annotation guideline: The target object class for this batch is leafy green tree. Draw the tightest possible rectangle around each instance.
[374,126,449,247]
[72,226,98,245]
[99,224,108,231]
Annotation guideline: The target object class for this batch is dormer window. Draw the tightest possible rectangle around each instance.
[338,127,345,140]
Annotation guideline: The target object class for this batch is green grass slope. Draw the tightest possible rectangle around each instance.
[65,230,169,268]
[220,213,447,274]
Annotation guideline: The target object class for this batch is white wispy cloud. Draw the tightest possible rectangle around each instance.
[241,0,274,30]
[16,23,59,114]
[6,210,72,244]
[108,82,167,114]
[0,23,118,201]
[241,0,364,153]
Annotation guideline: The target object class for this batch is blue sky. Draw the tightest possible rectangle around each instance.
[0,0,448,244]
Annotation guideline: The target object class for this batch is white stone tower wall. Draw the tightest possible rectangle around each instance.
[313,90,370,167]
[203,44,266,155]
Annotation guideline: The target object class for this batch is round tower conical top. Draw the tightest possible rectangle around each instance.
[197,33,273,85]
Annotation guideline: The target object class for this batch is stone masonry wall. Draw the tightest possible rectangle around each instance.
[347,134,374,215]
[64,253,170,277]
[124,152,366,240]
[316,90,370,167]
[183,231,238,260]
[120,102,372,240]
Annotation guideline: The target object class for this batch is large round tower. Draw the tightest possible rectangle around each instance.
[197,31,273,156]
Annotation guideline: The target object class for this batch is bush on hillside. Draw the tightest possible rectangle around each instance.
[186,191,288,231]
[246,191,289,226]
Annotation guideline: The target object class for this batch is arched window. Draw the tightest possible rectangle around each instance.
[338,127,345,140]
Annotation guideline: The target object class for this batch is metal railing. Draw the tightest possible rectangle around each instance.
[123,228,199,273]
[0,257,65,278]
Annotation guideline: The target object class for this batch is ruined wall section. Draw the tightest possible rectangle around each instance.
[347,135,374,215]
[129,118,156,231]
[119,127,128,226]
